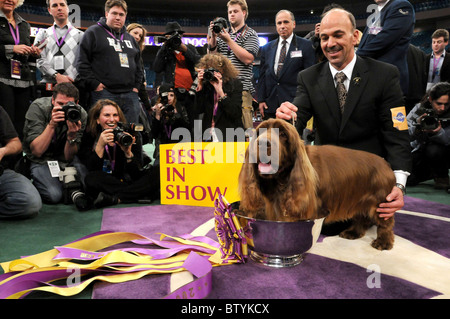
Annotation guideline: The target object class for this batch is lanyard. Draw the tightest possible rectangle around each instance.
[105,144,116,171]
[432,55,442,81]
[164,124,172,139]
[53,25,72,47]
[98,22,124,42]
[211,92,220,128]
[8,22,20,45]
[227,24,248,52]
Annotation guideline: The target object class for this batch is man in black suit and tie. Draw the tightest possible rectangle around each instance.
[276,8,412,220]
[426,29,450,91]
[257,10,315,119]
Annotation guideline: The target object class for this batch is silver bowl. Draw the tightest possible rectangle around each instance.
[232,202,324,267]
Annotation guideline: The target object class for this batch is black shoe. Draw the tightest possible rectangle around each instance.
[94,192,118,208]
[72,191,91,211]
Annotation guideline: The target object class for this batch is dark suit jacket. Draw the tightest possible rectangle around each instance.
[357,0,415,95]
[406,44,428,112]
[293,56,412,172]
[257,35,316,113]
[425,50,450,84]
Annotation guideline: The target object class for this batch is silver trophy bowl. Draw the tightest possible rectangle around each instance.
[232,202,325,267]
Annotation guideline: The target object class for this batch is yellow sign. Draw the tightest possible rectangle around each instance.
[160,142,248,207]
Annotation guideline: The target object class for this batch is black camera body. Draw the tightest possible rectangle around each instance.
[156,32,182,50]
[159,92,169,105]
[420,113,440,131]
[61,101,82,123]
[112,122,143,147]
[203,67,219,82]
[416,105,450,131]
[161,104,175,122]
[212,17,228,33]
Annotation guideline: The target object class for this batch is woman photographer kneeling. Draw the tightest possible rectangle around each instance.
[79,99,160,208]
[151,83,190,165]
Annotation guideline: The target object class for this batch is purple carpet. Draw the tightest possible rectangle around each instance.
[92,197,450,299]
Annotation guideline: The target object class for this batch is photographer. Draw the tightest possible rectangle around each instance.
[207,0,259,130]
[406,82,450,190]
[153,22,200,126]
[79,99,160,208]
[151,83,190,166]
[152,83,190,143]
[23,82,89,210]
[194,53,244,142]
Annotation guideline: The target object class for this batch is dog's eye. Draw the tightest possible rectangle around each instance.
[279,130,287,139]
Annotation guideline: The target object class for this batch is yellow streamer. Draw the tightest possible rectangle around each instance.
[1,199,244,300]
[1,232,154,272]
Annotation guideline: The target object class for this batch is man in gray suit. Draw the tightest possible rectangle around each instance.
[276,8,411,220]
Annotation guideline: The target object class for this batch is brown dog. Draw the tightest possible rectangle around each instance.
[238,119,396,250]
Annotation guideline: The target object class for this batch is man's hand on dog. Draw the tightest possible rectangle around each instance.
[377,186,404,220]
[276,102,298,121]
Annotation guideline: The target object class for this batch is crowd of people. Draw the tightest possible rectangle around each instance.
[0,0,449,219]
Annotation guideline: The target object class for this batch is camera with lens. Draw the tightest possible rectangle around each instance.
[161,104,176,122]
[203,67,219,83]
[416,105,450,131]
[155,32,182,50]
[416,105,440,131]
[159,91,169,105]
[61,101,82,123]
[112,122,143,147]
[58,166,89,211]
[157,90,176,122]
[212,17,228,34]
[419,113,440,131]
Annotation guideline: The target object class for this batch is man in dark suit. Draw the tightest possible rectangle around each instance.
[257,10,315,119]
[276,8,412,220]
[357,0,415,96]
[426,29,450,91]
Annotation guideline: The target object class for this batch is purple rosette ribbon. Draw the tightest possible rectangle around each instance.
[213,194,248,263]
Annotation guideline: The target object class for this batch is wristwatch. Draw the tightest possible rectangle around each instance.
[52,72,58,80]
[396,183,406,195]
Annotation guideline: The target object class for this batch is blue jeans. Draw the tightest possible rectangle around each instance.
[0,169,42,219]
[90,89,141,124]
[29,157,87,204]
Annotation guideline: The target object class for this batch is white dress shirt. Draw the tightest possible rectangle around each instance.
[273,33,294,74]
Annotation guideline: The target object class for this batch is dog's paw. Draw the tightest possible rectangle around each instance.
[371,238,394,250]
[339,229,364,240]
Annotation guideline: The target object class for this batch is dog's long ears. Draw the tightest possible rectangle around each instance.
[284,127,321,219]
[297,141,318,188]
[238,140,262,204]
[288,126,318,190]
